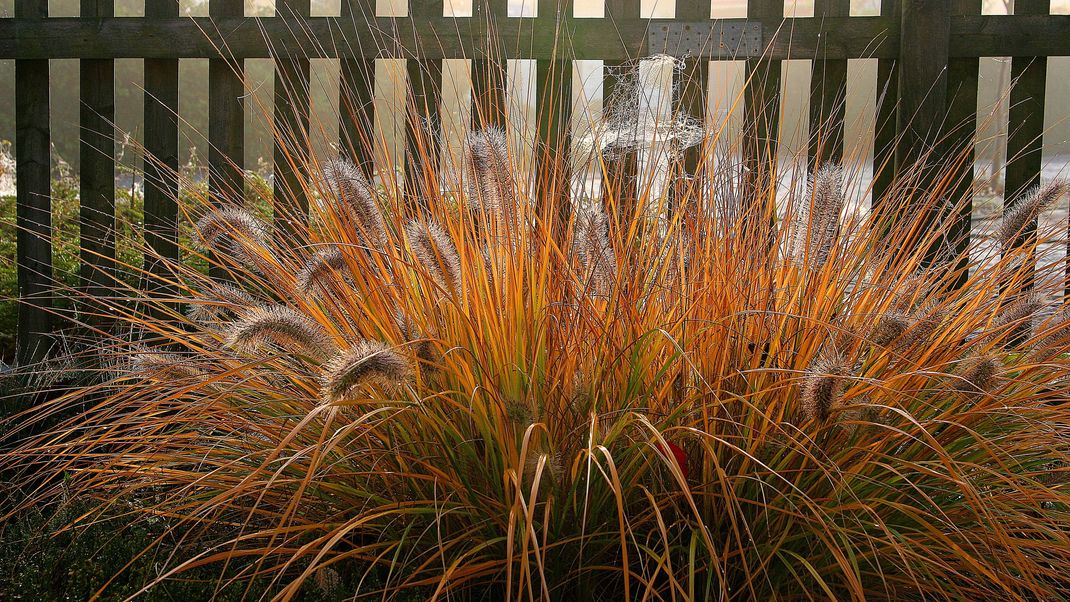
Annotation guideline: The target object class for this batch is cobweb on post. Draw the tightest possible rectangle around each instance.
[571,55,704,232]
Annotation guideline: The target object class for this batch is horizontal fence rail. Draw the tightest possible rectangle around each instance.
[2,15,1070,59]
[4,0,1070,365]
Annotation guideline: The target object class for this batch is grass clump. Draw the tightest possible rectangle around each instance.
[3,76,1070,601]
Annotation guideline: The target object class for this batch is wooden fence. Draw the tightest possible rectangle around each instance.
[3,0,1070,364]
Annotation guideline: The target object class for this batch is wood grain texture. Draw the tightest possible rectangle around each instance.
[274,0,312,239]
[79,0,116,320]
[808,0,850,167]
[1003,0,1049,296]
[945,0,982,288]
[14,0,52,365]
[143,0,181,290]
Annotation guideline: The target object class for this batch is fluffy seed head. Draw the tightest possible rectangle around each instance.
[999,180,1067,249]
[195,207,273,271]
[297,247,351,295]
[955,353,1001,396]
[322,158,388,248]
[129,351,204,382]
[467,128,515,236]
[404,219,462,295]
[321,340,412,403]
[187,282,260,323]
[994,294,1044,336]
[788,165,846,269]
[225,306,335,359]
[572,207,617,297]
[1030,309,1070,362]
[800,347,852,421]
[870,311,910,348]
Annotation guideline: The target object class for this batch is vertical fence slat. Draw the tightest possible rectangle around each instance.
[808,0,849,168]
[472,0,508,128]
[143,0,181,291]
[535,0,573,218]
[872,0,898,213]
[274,0,312,237]
[894,0,949,264]
[208,0,245,206]
[405,0,443,200]
[1004,1,1050,293]
[602,0,641,221]
[79,0,115,324]
[676,0,709,188]
[14,0,52,365]
[945,0,982,287]
[340,1,376,172]
[742,0,782,224]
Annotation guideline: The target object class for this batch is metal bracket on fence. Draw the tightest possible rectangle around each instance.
[648,21,763,59]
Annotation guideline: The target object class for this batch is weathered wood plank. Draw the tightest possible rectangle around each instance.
[808,0,850,168]
[14,0,52,366]
[339,1,376,171]
[3,15,1067,61]
[742,0,782,215]
[675,0,709,186]
[945,0,982,288]
[143,0,181,291]
[79,0,115,323]
[1003,0,1049,296]
[208,0,245,206]
[602,0,641,222]
[471,0,507,128]
[534,0,573,215]
[871,0,898,214]
[274,0,312,238]
[406,0,444,201]
[895,0,950,264]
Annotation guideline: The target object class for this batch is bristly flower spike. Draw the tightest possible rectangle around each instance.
[788,164,846,270]
[322,158,388,248]
[800,346,853,421]
[998,180,1067,250]
[321,340,413,403]
[404,219,462,296]
[467,128,515,238]
[225,305,336,359]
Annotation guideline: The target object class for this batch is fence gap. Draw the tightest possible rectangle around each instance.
[14,0,52,366]
[742,0,782,232]
[675,0,710,202]
[602,0,640,228]
[871,0,898,215]
[274,0,312,239]
[79,0,115,329]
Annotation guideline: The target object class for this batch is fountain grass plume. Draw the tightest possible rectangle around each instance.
[467,128,515,237]
[404,219,462,296]
[800,346,853,421]
[321,340,412,403]
[999,180,1068,249]
[296,247,350,295]
[787,164,846,269]
[224,305,335,359]
[572,206,617,297]
[322,158,388,248]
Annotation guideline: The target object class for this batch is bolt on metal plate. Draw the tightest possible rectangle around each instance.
[648,21,763,59]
